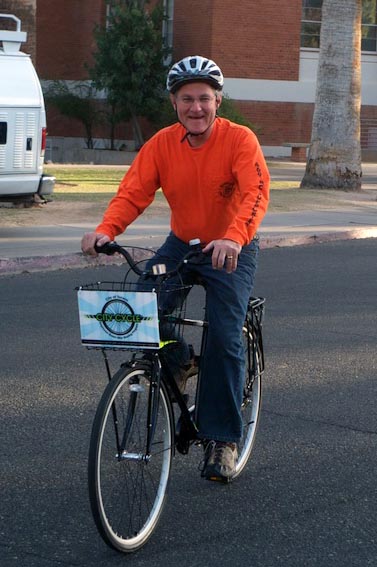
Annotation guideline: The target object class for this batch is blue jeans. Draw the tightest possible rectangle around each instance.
[148,232,259,443]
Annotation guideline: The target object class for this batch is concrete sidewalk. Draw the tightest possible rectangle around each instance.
[1,209,375,276]
[0,162,376,276]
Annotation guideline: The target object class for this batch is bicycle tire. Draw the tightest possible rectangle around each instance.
[233,325,262,478]
[88,364,174,552]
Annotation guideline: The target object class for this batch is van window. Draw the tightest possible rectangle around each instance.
[0,122,7,144]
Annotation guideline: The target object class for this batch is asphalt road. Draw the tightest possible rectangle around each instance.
[0,239,376,567]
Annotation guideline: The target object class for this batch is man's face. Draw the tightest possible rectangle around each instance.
[171,82,221,139]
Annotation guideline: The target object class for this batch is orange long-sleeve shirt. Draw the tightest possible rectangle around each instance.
[96,117,270,246]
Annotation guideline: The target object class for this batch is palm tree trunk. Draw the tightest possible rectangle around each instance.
[301,0,362,191]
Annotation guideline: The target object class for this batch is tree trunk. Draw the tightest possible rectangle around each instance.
[109,102,117,151]
[131,112,144,150]
[301,0,362,191]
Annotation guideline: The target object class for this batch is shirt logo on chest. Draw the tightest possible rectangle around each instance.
[219,181,236,199]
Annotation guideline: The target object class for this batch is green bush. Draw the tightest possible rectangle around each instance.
[218,95,260,133]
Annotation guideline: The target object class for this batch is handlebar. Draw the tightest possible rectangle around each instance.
[94,241,143,273]
[94,241,203,278]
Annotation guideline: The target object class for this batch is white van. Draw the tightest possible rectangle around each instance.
[0,14,54,203]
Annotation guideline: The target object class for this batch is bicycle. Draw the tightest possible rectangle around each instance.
[77,241,265,553]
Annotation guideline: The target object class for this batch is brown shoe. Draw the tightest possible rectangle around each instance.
[174,361,198,394]
[168,359,198,402]
[201,441,238,482]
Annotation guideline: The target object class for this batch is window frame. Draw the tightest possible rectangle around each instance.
[301,0,377,53]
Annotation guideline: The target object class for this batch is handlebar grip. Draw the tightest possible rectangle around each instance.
[94,241,144,275]
[94,241,121,255]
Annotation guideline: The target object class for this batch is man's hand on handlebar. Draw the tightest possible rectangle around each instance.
[81,232,111,256]
[202,238,242,273]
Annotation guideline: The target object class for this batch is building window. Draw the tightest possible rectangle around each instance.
[301,0,377,52]
[0,122,7,144]
[162,0,174,62]
[301,0,322,48]
[362,0,377,51]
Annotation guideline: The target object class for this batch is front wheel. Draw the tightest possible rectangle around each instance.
[233,325,262,478]
[88,365,174,552]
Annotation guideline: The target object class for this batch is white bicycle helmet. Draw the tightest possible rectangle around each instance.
[167,55,224,93]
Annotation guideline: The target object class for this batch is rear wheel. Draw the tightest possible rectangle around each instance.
[88,365,174,552]
[234,325,262,478]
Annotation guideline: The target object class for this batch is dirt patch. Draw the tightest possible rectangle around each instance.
[0,198,170,228]
[0,187,375,228]
[269,187,377,213]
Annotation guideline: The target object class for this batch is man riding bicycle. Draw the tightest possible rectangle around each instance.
[81,55,270,482]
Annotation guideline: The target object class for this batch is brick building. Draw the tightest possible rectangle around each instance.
[4,0,377,159]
